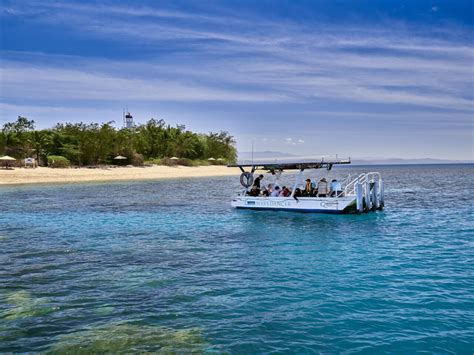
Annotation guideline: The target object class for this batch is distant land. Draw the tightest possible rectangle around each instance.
[238,151,473,165]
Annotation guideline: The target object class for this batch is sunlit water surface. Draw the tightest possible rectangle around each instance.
[1,164,473,353]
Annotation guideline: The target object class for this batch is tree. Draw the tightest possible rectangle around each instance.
[2,116,35,134]
[27,130,52,165]
[2,116,36,157]
[175,131,204,159]
[115,128,137,159]
[94,122,116,164]
[0,132,6,155]
[206,131,237,162]
[0,117,238,165]
[136,118,166,158]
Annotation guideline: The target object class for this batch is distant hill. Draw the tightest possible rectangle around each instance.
[350,158,473,165]
[238,151,298,160]
[237,151,472,165]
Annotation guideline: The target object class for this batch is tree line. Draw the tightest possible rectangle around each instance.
[0,116,237,167]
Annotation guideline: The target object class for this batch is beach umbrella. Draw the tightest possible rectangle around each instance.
[217,158,224,161]
[170,157,179,160]
[0,155,16,169]
[113,155,127,166]
[208,157,216,161]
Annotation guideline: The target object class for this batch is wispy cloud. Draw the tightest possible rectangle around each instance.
[1,1,473,159]
[0,60,290,103]
[1,1,472,111]
[284,138,305,146]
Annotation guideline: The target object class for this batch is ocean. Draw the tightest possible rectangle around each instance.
[1,164,473,353]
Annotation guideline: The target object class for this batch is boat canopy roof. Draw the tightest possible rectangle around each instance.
[228,158,351,172]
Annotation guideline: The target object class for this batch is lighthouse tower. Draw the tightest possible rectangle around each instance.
[123,109,134,129]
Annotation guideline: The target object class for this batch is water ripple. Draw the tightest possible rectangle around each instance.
[0,164,473,352]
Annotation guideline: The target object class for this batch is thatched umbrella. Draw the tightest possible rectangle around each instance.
[167,157,180,166]
[208,157,216,161]
[113,155,127,166]
[0,155,16,169]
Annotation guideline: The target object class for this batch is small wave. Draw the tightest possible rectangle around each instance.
[386,188,417,194]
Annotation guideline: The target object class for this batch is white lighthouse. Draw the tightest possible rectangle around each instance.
[123,109,134,129]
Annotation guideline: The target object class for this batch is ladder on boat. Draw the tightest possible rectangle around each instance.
[343,172,384,212]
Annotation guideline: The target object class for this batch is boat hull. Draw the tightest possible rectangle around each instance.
[231,196,357,214]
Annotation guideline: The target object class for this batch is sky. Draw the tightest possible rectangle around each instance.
[0,0,473,160]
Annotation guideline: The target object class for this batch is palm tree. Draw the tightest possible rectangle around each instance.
[27,130,52,166]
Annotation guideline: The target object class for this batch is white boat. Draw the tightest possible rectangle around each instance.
[228,159,384,214]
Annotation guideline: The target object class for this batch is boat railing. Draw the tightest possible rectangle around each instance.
[343,172,381,196]
[341,172,384,211]
[334,174,353,197]
[343,173,365,195]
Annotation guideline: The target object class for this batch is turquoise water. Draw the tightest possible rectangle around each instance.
[1,164,473,353]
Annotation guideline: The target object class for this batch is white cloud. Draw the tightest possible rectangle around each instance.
[0,62,288,103]
[1,1,473,159]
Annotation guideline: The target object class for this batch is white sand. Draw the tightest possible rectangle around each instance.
[0,165,241,185]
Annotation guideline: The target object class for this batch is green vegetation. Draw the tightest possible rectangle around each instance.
[0,116,237,167]
[47,155,71,168]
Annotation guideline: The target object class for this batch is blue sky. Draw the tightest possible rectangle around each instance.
[1,0,473,159]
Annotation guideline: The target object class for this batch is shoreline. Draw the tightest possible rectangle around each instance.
[0,166,241,186]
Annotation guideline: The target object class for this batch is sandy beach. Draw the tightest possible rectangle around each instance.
[0,166,241,185]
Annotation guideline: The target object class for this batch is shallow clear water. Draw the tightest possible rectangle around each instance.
[1,164,473,353]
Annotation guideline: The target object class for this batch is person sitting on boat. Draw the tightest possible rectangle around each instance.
[280,186,291,197]
[261,183,271,197]
[271,186,281,197]
[304,179,313,196]
[312,187,318,197]
[330,179,343,197]
[248,185,260,196]
[317,178,328,197]
[293,187,302,200]
[266,183,273,195]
